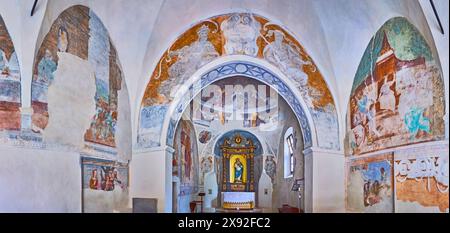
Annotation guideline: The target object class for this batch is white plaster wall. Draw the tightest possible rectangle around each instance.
[116,78,132,162]
[43,52,96,147]
[129,148,172,213]
[258,170,273,209]
[203,171,218,209]
[305,149,345,213]
[0,146,81,212]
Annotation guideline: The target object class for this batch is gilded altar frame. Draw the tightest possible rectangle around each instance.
[220,134,255,192]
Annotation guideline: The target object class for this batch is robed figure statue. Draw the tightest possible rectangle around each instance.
[234,158,244,183]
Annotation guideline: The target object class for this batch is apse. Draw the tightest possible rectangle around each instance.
[170,76,305,213]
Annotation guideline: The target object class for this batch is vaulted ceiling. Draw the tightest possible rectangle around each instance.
[0,0,448,146]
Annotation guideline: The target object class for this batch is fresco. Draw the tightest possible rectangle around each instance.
[198,130,212,144]
[31,5,129,149]
[264,155,276,183]
[138,13,339,150]
[200,155,213,185]
[82,157,129,212]
[0,15,21,130]
[394,145,448,213]
[138,105,168,147]
[173,119,199,195]
[346,17,445,155]
[347,153,394,212]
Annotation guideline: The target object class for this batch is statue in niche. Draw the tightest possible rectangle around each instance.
[36,49,57,85]
[57,26,69,52]
[159,25,219,100]
[263,30,310,89]
[221,13,261,56]
[234,158,244,183]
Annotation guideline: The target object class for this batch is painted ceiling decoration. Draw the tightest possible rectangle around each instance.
[30,5,131,157]
[138,12,339,150]
[346,17,445,156]
[0,15,21,131]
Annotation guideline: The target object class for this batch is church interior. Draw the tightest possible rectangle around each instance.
[0,0,448,213]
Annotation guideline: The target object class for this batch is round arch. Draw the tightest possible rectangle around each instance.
[137,12,340,151]
[160,55,316,150]
[213,129,264,157]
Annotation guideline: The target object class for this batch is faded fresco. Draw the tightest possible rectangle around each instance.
[0,15,21,131]
[31,5,130,151]
[346,17,445,155]
[346,153,394,213]
[173,119,199,195]
[82,157,129,212]
[138,13,339,150]
[394,144,448,213]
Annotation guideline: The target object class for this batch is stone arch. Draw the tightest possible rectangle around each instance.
[137,12,340,151]
[0,14,21,131]
[161,58,314,150]
[213,129,264,157]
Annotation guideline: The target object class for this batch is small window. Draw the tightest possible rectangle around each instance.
[284,127,295,178]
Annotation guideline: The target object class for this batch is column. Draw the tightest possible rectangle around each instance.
[20,106,33,131]
[130,146,174,213]
[303,147,345,213]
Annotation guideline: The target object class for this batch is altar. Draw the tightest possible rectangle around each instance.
[222,192,255,209]
[219,133,257,210]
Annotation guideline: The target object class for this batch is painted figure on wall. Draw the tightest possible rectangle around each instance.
[347,17,445,155]
[0,15,21,131]
[263,30,310,90]
[31,6,130,150]
[89,169,99,189]
[158,25,219,102]
[347,153,393,212]
[264,155,276,183]
[57,26,69,53]
[139,13,339,151]
[82,158,129,192]
[234,158,244,183]
[199,130,212,144]
[221,13,260,56]
[181,124,192,181]
[36,50,57,85]
[174,119,199,195]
